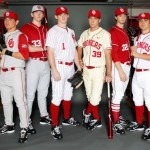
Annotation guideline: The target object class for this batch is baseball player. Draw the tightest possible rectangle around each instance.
[125,13,150,140]
[78,9,112,130]
[20,5,51,134]
[0,11,29,143]
[109,7,131,135]
[46,6,81,140]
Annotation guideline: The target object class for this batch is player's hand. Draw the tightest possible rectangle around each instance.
[1,48,7,55]
[119,70,128,82]
[52,69,61,81]
[105,74,112,83]
[79,60,84,68]
[131,46,138,57]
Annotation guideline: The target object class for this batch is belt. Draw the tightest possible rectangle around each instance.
[136,69,150,72]
[31,57,48,62]
[121,62,131,66]
[86,66,101,69]
[58,61,73,66]
[2,67,15,72]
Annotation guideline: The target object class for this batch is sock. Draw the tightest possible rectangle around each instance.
[91,104,100,121]
[111,102,120,123]
[85,102,92,114]
[135,105,144,124]
[148,111,150,127]
[50,103,59,127]
[62,100,71,120]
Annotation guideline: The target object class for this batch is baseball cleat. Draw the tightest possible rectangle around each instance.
[82,109,91,127]
[27,122,36,134]
[125,121,144,131]
[18,128,28,143]
[113,122,125,135]
[142,127,150,140]
[51,126,63,140]
[0,124,15,135]
[118,116,131,125]
[62,117,80,126]
[86,119,102,130]
[40,116,52,125]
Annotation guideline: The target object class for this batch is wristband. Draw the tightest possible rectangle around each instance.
[5,50,13,56]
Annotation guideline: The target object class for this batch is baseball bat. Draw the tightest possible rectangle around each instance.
[107,82,113,139]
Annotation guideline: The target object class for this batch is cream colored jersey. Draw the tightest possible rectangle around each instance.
[78,27,112,66]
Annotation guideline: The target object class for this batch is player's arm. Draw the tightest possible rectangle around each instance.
[1,34,29,60]
[47,46,61,81]
[131,46,150,60]
[74,48,82,71]
[77,46,84,68]
[105,49,112,83]
[28,45,44,52]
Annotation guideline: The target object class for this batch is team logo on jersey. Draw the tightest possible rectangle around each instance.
[72,34,76,42]
[92,10,96,15]
[21,44,27,48]
[61,7,65,11]
[8,38,14,48]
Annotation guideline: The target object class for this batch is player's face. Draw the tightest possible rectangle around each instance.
[31,11,44,22]
[4,17,18,32]
[55,13,69,25]
[88,17,100,30]
[139,19,150,32]
[115,14,127,24]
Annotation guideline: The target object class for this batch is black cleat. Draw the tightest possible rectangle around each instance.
[118,116,131,125]
[40,116,52,125]
[51,126,63,140]
[125,121,144,131]
[62,117,80,126]
[113,122,125,135]
[28,122,36,134]
[82,109,91,127]
[87,119,102,130]
[18,128,28,143]
[142,127,150,140]
[0,124,15,135]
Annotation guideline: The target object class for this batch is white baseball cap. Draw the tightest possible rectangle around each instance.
[31,5,44,13]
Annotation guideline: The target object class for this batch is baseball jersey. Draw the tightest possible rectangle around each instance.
[133,32,150,68]
[78,27,111,67]
[45,25,77,61]
[0,29,29,68]
[110,25,131,63]
[20,22,47,58]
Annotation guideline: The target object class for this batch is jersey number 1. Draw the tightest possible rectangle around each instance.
[62,43,65,50]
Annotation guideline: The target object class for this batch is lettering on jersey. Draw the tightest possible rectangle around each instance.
[137,42,150,52]
[122,44,129,51]
[8,38,14,48]
[32,40,41,47]
[83,40,102,50]
[62,43,65,50]
[92,51,101,58]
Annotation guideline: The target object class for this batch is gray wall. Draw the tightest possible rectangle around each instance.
[8,4,128,40]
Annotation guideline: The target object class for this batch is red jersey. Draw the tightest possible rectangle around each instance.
[20,22,47,58]
[109,25,131,63]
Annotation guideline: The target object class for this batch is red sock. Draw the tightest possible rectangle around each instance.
[85,102,92,114]
[50,103,59,127]
[135,105,144,124]
[62,100,71,120]
[91,104,100,121]
[112,111,119,123]
[148,111,150,127]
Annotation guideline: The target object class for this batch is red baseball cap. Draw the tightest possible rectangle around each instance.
[115,7,127,16]
[138,13,150,19]
[88,9,101,19]
[55,7,68,15]
[3,11,19,20]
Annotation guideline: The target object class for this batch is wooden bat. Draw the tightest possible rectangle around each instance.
[107,82,113,139]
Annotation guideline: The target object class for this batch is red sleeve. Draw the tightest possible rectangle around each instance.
[18,34,29,60]
[110,29,120,63]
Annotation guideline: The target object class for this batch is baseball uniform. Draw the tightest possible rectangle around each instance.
[20,5,51,127]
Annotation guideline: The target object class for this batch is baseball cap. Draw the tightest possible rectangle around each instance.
[31,5,44,13]
[3,11,19,20]
[115,7,127,16]
[138,13,150,19]
[88,9,101,19]
[55,7,68,15]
